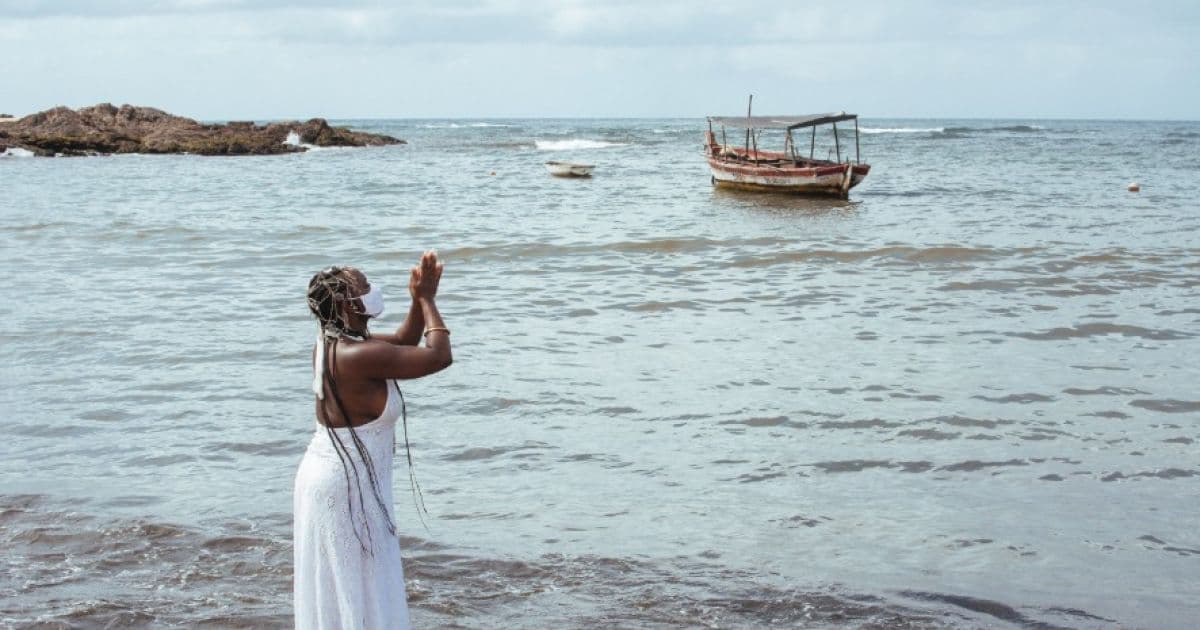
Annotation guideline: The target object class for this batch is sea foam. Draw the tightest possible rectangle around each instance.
[535,139,625,151]
[419,122,513,129]
[282,130,330,151]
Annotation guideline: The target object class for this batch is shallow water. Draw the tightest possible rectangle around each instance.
[2,118,1198,628]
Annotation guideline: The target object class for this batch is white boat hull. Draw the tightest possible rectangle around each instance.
[545,161,594,177]
[707,157,869,196]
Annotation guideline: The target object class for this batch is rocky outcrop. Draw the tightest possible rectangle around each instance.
[0,103,404,156]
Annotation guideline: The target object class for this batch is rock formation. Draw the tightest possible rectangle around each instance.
[0,103,404,156]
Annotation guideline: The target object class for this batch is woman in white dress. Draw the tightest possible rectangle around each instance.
[295,251,452,630]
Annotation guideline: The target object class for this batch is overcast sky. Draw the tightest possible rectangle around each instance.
[2,1,1197,120]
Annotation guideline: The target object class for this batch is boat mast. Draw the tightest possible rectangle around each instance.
[744,94,752,159]
[854,117,860,165]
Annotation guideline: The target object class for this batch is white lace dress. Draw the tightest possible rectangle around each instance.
[293,379,411,630]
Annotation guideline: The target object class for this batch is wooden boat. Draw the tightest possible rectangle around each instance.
[705,104,869,198]
[544,161,594,177]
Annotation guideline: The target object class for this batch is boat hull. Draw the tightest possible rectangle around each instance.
[707,157,869,196]
[545,162,594,177]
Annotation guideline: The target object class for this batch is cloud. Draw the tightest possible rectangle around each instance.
[3,1,1197,49]
[0,0,366,19]
[0,0,1196,118]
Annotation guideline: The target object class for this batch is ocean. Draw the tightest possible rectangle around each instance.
[1,118,1198,629]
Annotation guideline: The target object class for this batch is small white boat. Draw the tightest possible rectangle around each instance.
[544,161,594,177]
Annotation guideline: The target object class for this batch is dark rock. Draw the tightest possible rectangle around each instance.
[262,118,403,148]
[2,103,405,157]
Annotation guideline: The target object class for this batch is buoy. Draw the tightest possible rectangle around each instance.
[1127,182,1140,192]
[489,171,496,176]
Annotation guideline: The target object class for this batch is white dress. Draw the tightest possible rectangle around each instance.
[294,378,412,630]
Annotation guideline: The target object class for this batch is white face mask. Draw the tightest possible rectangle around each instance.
[354,284,384,318]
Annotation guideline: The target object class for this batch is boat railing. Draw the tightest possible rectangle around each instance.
[711,143,849,170]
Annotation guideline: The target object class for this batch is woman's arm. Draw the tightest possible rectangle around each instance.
[372,257,430,346]
[374,298,424,346]
[416,296,451,368]
[351,251,451,379]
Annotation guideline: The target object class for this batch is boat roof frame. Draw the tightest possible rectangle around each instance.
[706,112,857,131]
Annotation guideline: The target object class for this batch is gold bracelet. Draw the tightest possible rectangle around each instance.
[423,327,450,336]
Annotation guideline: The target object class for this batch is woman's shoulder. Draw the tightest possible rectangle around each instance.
[332,338,397,374]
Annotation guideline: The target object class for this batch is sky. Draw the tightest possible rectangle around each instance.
[1,0,1197,120]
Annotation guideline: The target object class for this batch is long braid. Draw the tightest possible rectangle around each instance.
[326,338,397,538]
[306,267,401,554]
[321,344,372,551]
[395,383,431,530]
[325,338,382,550]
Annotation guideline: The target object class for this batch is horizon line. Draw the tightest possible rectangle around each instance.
[4,108,1197,124]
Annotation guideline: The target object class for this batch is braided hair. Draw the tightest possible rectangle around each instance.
[306,266,398,553]
[307,266,367,339]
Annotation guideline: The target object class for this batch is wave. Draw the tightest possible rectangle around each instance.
[535,139,626,151]
[282,131,329,151]
[858,124,1043,138]
[475,140,532,149]
[860,127,945,134]
[1007,323,1194,341]
[943,124,1044,134]
[436,236,789,263]
[3,492,1078,629]
[419,122,516,129]
[1,146,36,158]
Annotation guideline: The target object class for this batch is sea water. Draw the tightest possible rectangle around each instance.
[1,118,1198,628]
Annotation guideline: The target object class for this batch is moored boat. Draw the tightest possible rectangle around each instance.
[705,106,869,198]
[544,161,595,177]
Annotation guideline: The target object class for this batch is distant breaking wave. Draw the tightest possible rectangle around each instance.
[861,125,1044,136]
[944,125,1044,134]
[860,127,945,134]
[535,139,626,151]
[282,130,326,151]
[1,147,35,158]
[420,122,515,129]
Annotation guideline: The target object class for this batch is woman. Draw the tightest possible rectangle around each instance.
[294,251,452,630]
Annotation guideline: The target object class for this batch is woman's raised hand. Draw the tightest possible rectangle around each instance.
[413,250,443,300]
[408,263,421,299]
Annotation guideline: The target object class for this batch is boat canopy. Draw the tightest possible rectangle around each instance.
[707,112,857,130]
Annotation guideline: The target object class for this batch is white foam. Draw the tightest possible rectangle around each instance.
[1,147,35,158]
[420,122,514,129]
[535,139,625,151]
[859,127,945,134]
[282,130,331,152]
